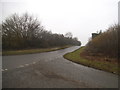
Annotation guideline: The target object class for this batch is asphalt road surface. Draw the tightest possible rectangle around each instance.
[2,46,118,88]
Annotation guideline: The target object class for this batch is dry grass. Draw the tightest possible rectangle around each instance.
[64,47,119,75]
[2,46,71,56]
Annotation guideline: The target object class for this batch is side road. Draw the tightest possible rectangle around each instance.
[2,46,71,56]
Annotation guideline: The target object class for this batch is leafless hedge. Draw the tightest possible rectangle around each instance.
[84,24,119,59]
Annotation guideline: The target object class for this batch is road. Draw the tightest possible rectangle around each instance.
[2,46,118,88]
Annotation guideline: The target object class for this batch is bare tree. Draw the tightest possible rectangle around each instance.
[65,32,73,38]
[2,13,81,50]
[2,13,42,49]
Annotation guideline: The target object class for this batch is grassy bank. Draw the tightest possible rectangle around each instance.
[3,46,71,56]
[63,47,119,75]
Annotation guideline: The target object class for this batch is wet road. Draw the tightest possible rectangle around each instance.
[3,46,80,70]
[2,46,118,88]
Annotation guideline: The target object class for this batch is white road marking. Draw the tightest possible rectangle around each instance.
[33,62,36,64]
[18,62,36,69]
[25,64,29,66]
[19,65,24,68]
[5,69,8,71]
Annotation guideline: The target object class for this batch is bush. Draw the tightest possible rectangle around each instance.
[84,24,119,59]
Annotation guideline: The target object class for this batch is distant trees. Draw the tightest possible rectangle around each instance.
[84,24,119,59]
[65,32,73,38]
[2,13,81,50]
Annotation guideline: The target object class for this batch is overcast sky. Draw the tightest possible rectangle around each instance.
[0,0,119,45]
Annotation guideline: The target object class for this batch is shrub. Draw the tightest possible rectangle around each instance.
[84,24,119,59]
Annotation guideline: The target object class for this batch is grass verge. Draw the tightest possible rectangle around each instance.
[63,47,119,75]
[2,45,71,56]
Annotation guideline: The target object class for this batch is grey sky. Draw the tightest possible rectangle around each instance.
[0,0,119,45]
